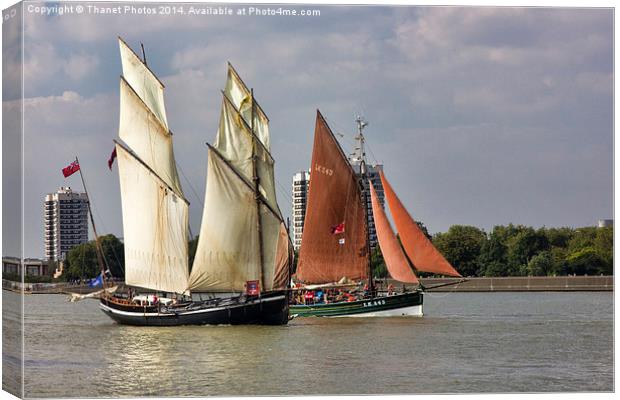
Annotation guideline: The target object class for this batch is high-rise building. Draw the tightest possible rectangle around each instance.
[350,162,385,249]
[291,116,386,251]
[290,164,385,251]
[44,187,89,261]
[291,170,310,250]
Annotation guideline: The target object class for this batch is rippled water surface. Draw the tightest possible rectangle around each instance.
[3,291,613,397]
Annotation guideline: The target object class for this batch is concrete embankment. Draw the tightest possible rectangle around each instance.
[3,276,613,294]
[415,275,613,292]
[2,280,112,295]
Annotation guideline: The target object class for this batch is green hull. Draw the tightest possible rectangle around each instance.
[289,291,423,318]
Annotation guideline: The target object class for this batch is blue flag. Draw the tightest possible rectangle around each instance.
[89,273,103,288]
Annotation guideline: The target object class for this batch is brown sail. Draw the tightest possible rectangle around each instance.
[296,111,369,284]
[370,182,419,284]
[380,170,462,277]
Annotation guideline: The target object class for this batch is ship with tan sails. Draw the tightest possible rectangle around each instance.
[98,38,293,325]
[290,111,463,317]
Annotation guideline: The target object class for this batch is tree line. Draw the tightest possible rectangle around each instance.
[373,223,613,278]
[49,223,612,283]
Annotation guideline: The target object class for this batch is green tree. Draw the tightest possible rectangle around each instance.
[370,247,387,278]
[416,221,432,241]
[433,225,486,277]
[567,227,597,252]
[549,246,569,276]
[506,227,550,275]
[543,227,574,248]
[188,235,199,272]
[99,234,124,279]
[527,251,554,276]
[65,234,125,281]
[594,226,613,273]
[478,233,508,277]
[66,242,99,281]
[565,247,607,275]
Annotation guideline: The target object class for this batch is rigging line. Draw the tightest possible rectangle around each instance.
[177,163,204,210]
[275,179,293,208]
[91,200,125,277]
[364,141,380,166]
[322,115,359,158]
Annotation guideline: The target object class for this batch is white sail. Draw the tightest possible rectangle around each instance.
[215,97,278,213]
[119,78,184,196]
[119,38,169,131]
[259,205,291,291]
[224,63,270,150]
[116,144,189,294]
[188,64,291,293]
[188,149,261,292]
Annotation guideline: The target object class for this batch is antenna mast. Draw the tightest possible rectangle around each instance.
[355,116,374,296]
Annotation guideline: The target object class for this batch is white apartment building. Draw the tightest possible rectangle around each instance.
[292,117,386,251]
[291,170,310,250]
[350,162,385,249]
[290,164,385,251]
[44,187,89,261]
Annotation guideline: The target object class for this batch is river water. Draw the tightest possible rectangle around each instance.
[2,290,613,397]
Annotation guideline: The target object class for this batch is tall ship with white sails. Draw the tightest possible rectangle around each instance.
[99,38,292,326]
[290,111,462,317]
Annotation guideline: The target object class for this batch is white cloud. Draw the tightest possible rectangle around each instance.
[23,43,101,93]
[64,53,100,81]
[12,5,613,257]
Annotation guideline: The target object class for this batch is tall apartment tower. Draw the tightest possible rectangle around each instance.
[291,170,310,250]
[350,162,385,249]
[44,187,89,261]
[291,116,385,251]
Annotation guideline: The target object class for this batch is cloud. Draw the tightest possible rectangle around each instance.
[12,6,613,258]
[64,53,100,81]
[23,43,101,94]
[16,90,121,257]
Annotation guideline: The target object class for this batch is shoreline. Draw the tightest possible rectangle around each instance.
[2,275,614,295]
[415,275,613,292]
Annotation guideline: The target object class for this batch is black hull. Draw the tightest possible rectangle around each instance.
[99,292,289,326]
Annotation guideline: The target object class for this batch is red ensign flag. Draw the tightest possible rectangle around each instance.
[62,160,80,178]
[330,222,345,235]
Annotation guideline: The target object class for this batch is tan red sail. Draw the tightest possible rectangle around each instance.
[380,171,462,277]
[370,182,419,284]
[296,111,369,284]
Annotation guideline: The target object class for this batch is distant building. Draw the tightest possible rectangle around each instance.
[290,163,385,251]
[2,257,49,276]
[291,170,310,251]
[598,219,613,228]
[44,187,89,261]
[350,162,385,250]
[292,117,386,251]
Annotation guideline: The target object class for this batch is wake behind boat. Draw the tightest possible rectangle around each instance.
[290,112,462,318]
[98,38,292,326]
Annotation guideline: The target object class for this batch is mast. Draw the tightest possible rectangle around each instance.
[75,156,108,287]
[251,88,265,293]
[188,63,292,293]
[355,116,374,295]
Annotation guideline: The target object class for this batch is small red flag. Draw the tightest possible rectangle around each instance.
[62,160,80,178]
[330,222,345,235]
[108,148,117,170]
[246,280,260,296]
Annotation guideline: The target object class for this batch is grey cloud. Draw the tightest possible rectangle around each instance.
[9,4,613,258]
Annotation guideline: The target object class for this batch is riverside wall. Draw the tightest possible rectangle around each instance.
[413,275,613,292]
[3,276,614,294]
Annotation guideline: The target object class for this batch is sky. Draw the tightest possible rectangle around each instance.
[1,1,614,259]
